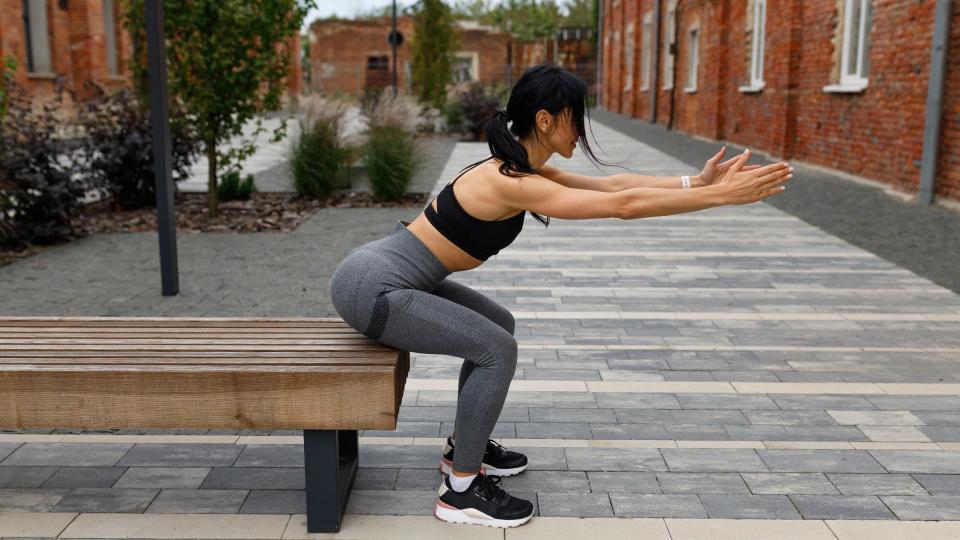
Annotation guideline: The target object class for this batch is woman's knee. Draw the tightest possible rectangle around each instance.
[484,329,518,372]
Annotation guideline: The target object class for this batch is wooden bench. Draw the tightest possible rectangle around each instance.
[0,316,410,534]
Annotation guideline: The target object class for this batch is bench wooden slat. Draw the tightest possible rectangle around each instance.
[0,344,392,352]
[0,329,368,337]
[0,317,352,326]
[0,355,397,366]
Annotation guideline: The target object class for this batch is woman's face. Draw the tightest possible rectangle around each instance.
[539,107,579,159]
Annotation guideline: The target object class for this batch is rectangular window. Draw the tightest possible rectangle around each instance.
[826,0,871,92]
[23,0,52,74]
[367,55,389,70]
[685,27,699,92]
[452,53,478,82]
[624,23,634,91]
[749,0,765,87]
[103,0,118,75]
[662,1,677,90]
[641,13,652,90]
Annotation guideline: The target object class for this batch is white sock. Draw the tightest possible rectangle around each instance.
[448,473,476,492]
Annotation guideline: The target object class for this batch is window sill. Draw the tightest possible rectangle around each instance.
[639,85,649,92]
[823,81,868,93]
[739,82,765,93]
[663,85,674,91]
[27,72,57,80]
[684,87,697,94]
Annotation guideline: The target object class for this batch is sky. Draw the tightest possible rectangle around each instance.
[304,0,420,29]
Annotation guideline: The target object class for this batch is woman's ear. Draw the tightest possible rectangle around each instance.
[536,109,553,133]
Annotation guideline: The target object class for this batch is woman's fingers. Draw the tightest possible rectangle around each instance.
[708,146,727,164]
[741,164,763,171]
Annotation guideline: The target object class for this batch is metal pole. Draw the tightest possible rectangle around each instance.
[391,0,398,96]
[145,0,179,295]
[918,0,952,206]
[595,0,603,108]
[651,0,661,123]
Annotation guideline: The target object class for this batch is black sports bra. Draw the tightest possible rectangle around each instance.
[424,177,525,261]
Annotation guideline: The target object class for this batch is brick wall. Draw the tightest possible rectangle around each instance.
[602,0,960,203]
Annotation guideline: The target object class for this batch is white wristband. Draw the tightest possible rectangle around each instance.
[681,175,691,189]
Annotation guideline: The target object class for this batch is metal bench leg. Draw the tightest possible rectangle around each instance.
[304,429,359,533]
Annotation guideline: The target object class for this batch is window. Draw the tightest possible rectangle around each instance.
[641,12,652,90]
[452,52,478,82]
[662,0,677,90]
[23,0,52,74]
[103,0,118,75]
[624,23,634,91]
[685,26,699,92]
[824,0,871,92]
[367,56,389,70]
[740,0,766,92]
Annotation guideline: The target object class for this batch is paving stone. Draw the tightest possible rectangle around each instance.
[867,396,960,411]
[585,472,660,493]
[564,447,667,472]
[538,492,612,517]
[882,495,960,520]
[41,467,126,489]
[827,410,924,425]
[362,422,441,438]
[114,467,210,489]
[758,450,887,473]
[870,450,960,474]
[610,493,706,518]
[0,466,57,488]
[501,471,590,493]
[233,444,303,468]
[920,426,960,442]
[515,422,592,439]
[741,473,839,494]
[656,472,750,494]
[699,494,802,519]
[663,424,731,440]
[354,468,399,491]
[116,444,241,468]
[0,488,68,511]
[0,443,21,462]
[661,449,768,472]
[440,422,516,439]
[828,473,929,495]
[146,488,247,513]
[594,393,680,409]
[395,468,442,491]
[3,443,132,467]
[911,474,960,495]
[528,407,617,423]
[789,494,895,519]
[670,410,750,425]
[344,489,436,516]
[915,411,960,425]
[743,410,840,425]
[860,425,932,442]
[677,394,779,410]
[356,445,440,469]
[51,487,158,513]
[239,489,306,514]
[201,467,305,490]
[588,423,670,439]
[772,395,877,410]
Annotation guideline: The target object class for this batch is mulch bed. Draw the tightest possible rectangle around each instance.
[0,191,430,268]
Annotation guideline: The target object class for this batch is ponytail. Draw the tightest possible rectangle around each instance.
[482,107,550,226]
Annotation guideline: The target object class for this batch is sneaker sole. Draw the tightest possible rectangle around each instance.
[433,500,533,528]
[440,457,526,477]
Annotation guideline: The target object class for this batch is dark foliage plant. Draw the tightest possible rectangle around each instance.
[289,121,350,198]
[76,83,200,211]
[0,80,87,248]
[218,170,257,201]
[365,124,416,201]
[458,82,507,141]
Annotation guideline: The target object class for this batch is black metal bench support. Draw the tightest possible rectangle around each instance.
[303,429,359,533]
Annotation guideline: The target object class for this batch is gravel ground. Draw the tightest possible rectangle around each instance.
[591,107,960,294]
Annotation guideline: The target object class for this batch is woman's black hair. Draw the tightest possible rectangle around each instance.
[450,63,616,227]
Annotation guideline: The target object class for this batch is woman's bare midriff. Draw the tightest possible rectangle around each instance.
[404,161,523,273]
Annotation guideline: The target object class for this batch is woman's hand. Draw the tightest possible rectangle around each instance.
[699,146,763,186]
[716,149,793,205]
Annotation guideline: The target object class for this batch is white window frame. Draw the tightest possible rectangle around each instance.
[740,0,766,93]
[640,12,652,91]
[23,0,52,74]
[624,23,634,91]
[452,51,479,82]
[824,0,871,93]
[684,25,699,93]
[662,0,677,90]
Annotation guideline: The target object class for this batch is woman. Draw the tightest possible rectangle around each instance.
[329,63,792,529]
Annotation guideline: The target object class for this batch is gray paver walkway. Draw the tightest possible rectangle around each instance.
[1,118,960,530]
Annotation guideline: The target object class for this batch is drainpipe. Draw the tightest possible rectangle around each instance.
[596,0,603,108]
[651,0,661,123]
[918,0,952,206]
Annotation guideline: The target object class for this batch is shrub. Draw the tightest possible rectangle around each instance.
[75,82,201,211]
[288,94,353,198]
[365,124,416,201]
[0,80,87,248]
[218,170,256,201]
[457,81,508,141]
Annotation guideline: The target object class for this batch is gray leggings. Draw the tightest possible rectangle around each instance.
[329,220,518,473]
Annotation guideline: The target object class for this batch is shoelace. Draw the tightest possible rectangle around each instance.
[475,473,508,505]
[486,439,509,457]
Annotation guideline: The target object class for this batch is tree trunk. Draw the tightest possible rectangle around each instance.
[206,138,219,218]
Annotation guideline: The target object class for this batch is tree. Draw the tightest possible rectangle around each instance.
[562,0,595,27]
[410,0,460,109]
[125,0,314,217]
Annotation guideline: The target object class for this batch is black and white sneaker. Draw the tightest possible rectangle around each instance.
[439,436,528,477]
[434,471,534,528]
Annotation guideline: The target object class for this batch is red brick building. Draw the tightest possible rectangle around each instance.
[308,17,513,95]
[0,0,302,105]
[600,0,960,205]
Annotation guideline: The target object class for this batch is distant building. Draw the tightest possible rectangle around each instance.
[307,16,513,95]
